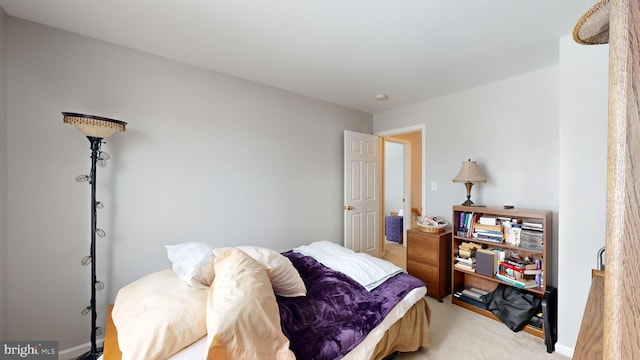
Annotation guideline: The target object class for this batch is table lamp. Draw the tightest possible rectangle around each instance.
[452,159,486,206]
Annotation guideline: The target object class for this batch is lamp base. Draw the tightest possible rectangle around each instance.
[461,199,475,206]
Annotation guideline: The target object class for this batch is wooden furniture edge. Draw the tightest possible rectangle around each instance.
[104,304,122,360]
[573,269,605,359]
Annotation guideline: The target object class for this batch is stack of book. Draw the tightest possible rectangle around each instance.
[454,255,476,272]
[520,221,544,250]
[472,223,504,243]
[496,256,542,289]
[453,287,489,309]
[454,242,482,272]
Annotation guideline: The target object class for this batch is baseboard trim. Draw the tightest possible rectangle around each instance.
[555,343,574,358]
[59,338,105,359]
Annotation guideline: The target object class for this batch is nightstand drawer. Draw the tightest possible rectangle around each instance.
[408,235,439,265]
[406,228,452,301]
[407,259,438,286]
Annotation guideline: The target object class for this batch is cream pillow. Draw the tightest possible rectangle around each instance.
[165,242,215,288]
[112,269,208,360]
[237,245,306,297]
[206,248,295,360]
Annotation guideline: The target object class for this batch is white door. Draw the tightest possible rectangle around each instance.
[344,130,380,256]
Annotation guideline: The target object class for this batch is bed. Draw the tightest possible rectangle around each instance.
[103,241,431,360]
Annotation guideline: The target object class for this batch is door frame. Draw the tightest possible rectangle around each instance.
[376,124,427,251]
[382,137,411,244]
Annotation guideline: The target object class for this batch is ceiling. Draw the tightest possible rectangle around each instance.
[0,0,594,114]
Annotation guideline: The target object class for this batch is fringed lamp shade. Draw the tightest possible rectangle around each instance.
[63,112,127,138]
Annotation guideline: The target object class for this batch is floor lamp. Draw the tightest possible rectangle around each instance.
[63,112,127,360]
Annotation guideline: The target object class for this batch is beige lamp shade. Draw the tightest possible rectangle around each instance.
[63,112,127,138]
[452,159,487,183]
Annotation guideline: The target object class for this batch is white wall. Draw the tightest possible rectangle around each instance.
[0,6,8,341]
[375,66,562,307]
[374,40,609,355]
[375,66,559,226]
[5,18,372,348]
[557,36,608,355]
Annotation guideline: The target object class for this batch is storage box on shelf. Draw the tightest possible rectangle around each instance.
[451,205,557,352]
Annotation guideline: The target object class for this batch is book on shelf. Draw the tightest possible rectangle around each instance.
[458,249,475,258]
[522,221,543,230]
[473,232,504,243]
[476,249,496,277]
[501,266,536,281]
[504,256,538,270]
[491,247,508,259]
[453,290,487,310]
[455,256,476,265]
[469,287,490,296]
[458,212,466,233]
[478,216,497,225]
[535,272,544,288]
[458,212,483,237]
[473,223,503,233]
[500,259,542,274]
[495,272,538,289]
[474,228,503,236]
[518,243,544,251]
[459,241,482,250]
[454,262,476,272]
[461,288,487,302]
[457,241,482,258]
[462,212,473,236]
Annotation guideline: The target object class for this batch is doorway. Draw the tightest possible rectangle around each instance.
[377,126,425,256]
[383,138,411,243]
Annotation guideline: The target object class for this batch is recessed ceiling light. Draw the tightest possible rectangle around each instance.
[375,94,389,101]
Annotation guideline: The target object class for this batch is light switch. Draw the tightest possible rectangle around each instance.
[431,181,437,191]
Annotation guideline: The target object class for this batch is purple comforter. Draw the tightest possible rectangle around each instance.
[276,251,425,360]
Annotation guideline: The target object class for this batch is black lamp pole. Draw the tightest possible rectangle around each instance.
[78,136,103,360]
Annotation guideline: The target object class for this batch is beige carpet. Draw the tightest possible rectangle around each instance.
[381,241,568,360]
[397,295,569,360]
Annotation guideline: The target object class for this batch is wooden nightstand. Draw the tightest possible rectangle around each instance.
[406,228,452,302]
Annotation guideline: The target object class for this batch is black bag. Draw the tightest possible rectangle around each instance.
[480,284,541,331]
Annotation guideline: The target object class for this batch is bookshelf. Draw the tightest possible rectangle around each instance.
[451,205,556,351]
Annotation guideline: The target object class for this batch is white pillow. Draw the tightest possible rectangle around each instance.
[112,270,208,360]
[206,248,296,360]
[165,242,215,288]
[237,245,307,297]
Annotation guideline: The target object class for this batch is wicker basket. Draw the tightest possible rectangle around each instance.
[417,223,447,233]
[416,215,448,233]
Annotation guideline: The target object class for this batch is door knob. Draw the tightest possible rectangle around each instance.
[344,205,354,210]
